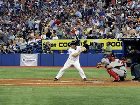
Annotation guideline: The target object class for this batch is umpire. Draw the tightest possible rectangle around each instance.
[130,49,140,81]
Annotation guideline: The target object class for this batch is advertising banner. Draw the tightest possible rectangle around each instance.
[20,54,38,66]
[42,39,122,50]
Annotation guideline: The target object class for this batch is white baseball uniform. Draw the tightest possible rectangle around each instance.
[101,58,127,77]
[55,46,86,79]
[101,58,110,65]
[109,59,127,77]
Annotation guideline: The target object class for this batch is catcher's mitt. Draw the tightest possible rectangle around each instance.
[97,63,103,68]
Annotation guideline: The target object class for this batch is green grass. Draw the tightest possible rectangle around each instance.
[0,86,140,105]
[0,67,132,79]
[0,67,137,105]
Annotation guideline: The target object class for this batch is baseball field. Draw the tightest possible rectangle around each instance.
[0,67,140,105]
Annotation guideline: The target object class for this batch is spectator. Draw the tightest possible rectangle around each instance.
[19,39,27,51]
[91,42,103,53]
[0,44,4,53]
[51,30,59,40]
[104,42,112,55]
[0,0,140,53]
[43,41,52,54]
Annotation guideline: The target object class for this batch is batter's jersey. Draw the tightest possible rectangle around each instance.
[68,46,81,61]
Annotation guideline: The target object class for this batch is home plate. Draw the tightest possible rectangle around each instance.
[60,81,72,83]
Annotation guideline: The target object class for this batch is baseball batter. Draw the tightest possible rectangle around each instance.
[54,41,87,81]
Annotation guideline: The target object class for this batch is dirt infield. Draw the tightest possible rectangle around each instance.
[0,78,140,87]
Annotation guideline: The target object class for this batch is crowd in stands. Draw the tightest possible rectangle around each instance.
[0,0,140,54]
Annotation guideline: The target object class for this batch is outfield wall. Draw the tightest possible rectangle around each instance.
[0,53,104,66]
[0,53,123,66]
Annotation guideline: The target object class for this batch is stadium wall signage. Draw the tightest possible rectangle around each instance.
[42,39,122,50]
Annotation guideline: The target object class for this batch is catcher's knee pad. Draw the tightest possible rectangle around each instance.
[107,69,120,81]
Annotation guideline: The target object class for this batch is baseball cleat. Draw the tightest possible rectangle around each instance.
[113,80,120,82]
[83,78,87,81]
[54,78,59,81]
[132,78,139,81]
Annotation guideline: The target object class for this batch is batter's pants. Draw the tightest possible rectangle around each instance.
[55,59,86,79]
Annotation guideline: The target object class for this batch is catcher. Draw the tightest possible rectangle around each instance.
[97,54,127,82]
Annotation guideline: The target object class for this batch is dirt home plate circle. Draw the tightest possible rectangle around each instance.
[0,79,140,86]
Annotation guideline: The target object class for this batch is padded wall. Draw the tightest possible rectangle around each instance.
[0,54,20,66]
[0,53,106,66]
[40,54,53,66]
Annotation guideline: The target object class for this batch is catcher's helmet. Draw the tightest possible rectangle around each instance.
[107,53,115,58]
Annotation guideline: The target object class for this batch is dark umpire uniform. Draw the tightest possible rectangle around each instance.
[130,50,140,81]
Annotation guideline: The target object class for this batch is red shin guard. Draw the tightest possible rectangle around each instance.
[107,69,120,81]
